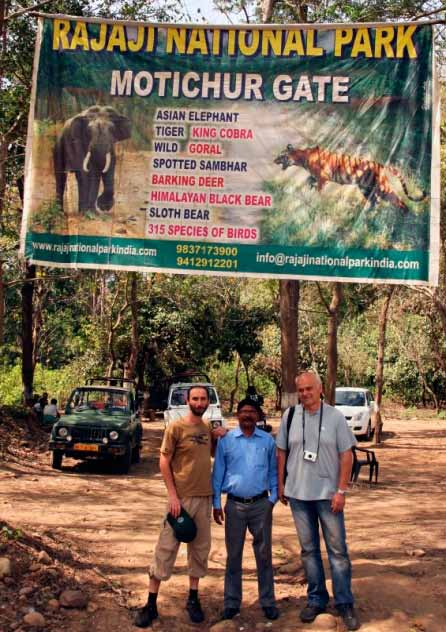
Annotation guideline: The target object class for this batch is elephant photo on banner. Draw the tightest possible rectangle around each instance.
[54,105,131,215]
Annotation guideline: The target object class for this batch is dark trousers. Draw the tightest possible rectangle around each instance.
[224,497,275,609]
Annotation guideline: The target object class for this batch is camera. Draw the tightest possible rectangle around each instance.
[211,419,222,429]
[303,450,317,462]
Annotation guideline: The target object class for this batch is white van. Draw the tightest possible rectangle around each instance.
[163,381,226,429]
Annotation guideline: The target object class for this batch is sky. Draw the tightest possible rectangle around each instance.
[181,0,234,24]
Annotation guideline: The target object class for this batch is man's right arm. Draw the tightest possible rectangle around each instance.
[276,448,288,505]
[212,439,226,525]
[159,452,181,518]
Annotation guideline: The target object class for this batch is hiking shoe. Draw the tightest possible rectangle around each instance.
[337,604,360,630]
[222,607,240,620]
[263,606,279,620]
[186,597,205,623]
[299,603,326,623]
[134,602,158,628]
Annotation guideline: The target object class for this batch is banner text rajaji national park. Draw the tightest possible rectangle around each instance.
[21,17,440,284]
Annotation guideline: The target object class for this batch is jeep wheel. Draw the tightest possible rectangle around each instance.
[132,444,141,464]
[52,450,63,470]
[115,446,132,474]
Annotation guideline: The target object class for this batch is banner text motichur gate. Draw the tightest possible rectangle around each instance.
[21,17,440,285]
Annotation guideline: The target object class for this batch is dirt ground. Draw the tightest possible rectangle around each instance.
[1,406,446,631]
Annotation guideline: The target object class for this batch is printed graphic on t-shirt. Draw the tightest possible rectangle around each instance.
[188,432,209,446]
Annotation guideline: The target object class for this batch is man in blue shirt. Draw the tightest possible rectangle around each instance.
[212,398,279,621]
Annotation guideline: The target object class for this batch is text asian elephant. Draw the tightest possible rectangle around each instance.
[54,105,131,215]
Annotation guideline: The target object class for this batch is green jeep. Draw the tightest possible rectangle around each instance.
[49,378,143,474]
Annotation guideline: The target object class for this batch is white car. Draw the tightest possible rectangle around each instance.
[335,387,375,440]
[163,382,226,428]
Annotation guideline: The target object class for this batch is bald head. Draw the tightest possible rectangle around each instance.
[296,372,323,412]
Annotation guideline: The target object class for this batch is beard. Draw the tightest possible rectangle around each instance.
[189,403,208,417]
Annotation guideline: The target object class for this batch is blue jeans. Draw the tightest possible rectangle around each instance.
[289,498,354,608]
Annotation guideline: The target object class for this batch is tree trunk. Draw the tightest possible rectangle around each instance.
[124,272,139,380]
[0,142,6,349]
[107,280,124,376]
[21,262,35,403]
[32,278,48,370]
[275,379,282,410]
[240,355,250,387]
[325,283,343,405]
[0,0,8,228]
[280,279,299,409]
[374,286,395,444]
[261,0,276,22]
[0,260,4,344]
[0,0,7,341]
[229,353,241,414]
[272,0,306,413]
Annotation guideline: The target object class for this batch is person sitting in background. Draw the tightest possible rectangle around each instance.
[32,395,43,423]
[39,392,49,410]
[43,398,60,419]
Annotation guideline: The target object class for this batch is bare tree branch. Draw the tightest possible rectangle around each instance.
[412,6,446,21]
[5,0,53,21]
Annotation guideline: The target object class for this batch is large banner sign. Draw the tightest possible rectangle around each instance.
[21,16,440,284]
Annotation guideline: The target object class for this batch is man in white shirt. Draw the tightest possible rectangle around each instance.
[43,398,59,418]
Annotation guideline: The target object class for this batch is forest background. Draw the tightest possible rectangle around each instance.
[1,0,446,419]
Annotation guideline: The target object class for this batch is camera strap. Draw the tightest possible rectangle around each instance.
[302,403,324,457]
[284,405,295,483]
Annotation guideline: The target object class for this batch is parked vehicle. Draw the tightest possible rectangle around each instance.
[49,377,143,473]
[150,371,211,412]
[335,387,376,440]
[163,379,226,429]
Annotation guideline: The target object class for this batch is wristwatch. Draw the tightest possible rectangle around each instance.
[337,488,346,495]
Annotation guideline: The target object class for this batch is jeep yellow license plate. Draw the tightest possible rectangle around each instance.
[74,443,99,452]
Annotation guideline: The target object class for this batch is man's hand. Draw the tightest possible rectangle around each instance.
[331,492,346,513]
[168,495,182,518]
[278,482,288,505]
[211,426,227,439]
[213,508,224,525]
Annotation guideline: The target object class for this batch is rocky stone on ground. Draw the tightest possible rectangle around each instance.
[37,550,52,565]
[0,556,12,577]
[59,589,89,609]
[311,613,337,629]
[406,548,426,558]
[209,621,237,631]
[23,610,46,627]
[277,560,301,574]
[19,585,34,597]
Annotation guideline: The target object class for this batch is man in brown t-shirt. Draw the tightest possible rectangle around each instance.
[135,385,225,628]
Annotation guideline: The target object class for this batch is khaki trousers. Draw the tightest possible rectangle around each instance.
[149,495,212,581]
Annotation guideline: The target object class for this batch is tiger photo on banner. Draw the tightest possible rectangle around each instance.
[21,17,440,285]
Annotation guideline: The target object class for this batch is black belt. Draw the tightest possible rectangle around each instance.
[227,491,268,504]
